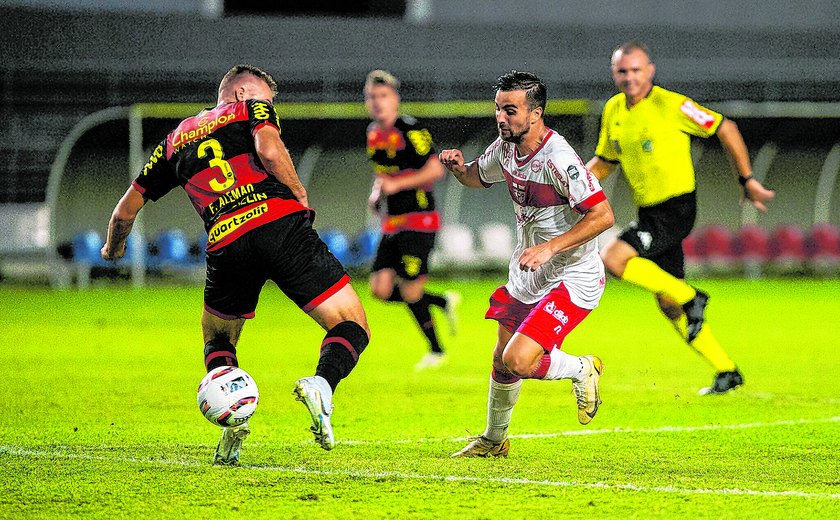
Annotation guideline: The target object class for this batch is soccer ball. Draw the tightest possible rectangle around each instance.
[197,366,259,427]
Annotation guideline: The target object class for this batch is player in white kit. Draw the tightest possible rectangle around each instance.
[440,71,615,457]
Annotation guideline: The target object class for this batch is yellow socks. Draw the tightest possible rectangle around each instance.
[622,257,696,305]
[671,315,737,372]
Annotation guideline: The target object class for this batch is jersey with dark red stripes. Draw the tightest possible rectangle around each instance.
[132,99,305,237]
[366,115,437,216]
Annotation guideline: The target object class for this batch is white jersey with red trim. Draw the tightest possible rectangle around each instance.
[474,129,607,308]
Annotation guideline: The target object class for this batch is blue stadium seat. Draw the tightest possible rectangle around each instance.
[151,229,192,268]
[319,229,352,265]
[351,227,381,267]
[72,230,107,267]
[71,229,146,288]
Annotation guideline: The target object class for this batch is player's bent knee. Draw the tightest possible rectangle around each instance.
[325,321,370,360]
[501,350,537,378]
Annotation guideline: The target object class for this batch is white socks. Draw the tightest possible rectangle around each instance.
[545,349,586,381]
[482,378,522,442]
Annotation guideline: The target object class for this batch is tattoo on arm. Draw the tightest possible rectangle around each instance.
[107,216,135,252]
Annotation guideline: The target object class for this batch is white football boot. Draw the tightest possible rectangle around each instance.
[293,376,335,450]
[443,290,462,336]
[213,422,250,465]
[414,352,446,371]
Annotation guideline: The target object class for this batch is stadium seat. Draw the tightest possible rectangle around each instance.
[437,224,476,264]
[806,222,840,276]
[319,229,353,266]
[191,232,208,264]
[71,229,146,288]
[734,224,771,279]
[350,227,381,267]
[695,225,735,275]
[150,229,192,268]
[478,222,514,263]
[72,230,107,271]
[682,232,703,277]
[769,224,807,275]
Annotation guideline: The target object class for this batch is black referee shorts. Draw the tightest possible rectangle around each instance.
[204,212,349,319]
[619,191,697,279]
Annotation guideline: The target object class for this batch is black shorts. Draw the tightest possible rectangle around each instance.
[371,230,436,280]
[619,191,697,279]
[204,213,349,319]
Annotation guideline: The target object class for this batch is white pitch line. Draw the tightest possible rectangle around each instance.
[1,445,838,500]
[336,415,840,446]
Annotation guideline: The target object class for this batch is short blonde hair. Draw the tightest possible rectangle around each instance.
[364,69,400,93]
[219,64,278,98]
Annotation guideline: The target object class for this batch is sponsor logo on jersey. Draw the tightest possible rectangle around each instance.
[679,99,717,129]
[142,143,165,176]
[251,102,271,120]
[641,139,653,152]
[530,159,543,173]
[547,160,569,189]
[566,164,580,180]
[406,128,433,156]
[367,127,405,159]
[171,111,238,150]
[207,203,268,245]
[511,180,526,204]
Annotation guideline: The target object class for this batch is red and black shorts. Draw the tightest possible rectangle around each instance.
[204,212,349,319]
[619,191,697,279]
[371,230,436,281]
[485,283,591,352]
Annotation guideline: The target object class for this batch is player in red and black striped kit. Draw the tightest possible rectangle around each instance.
[101,65,370,463]
[364,70,460,371]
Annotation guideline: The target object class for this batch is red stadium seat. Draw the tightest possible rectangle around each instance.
[769,224,807,275]
[734,224,770,278]
[806,222,840,275]
[695,225,736,275]
[682,232,703,277]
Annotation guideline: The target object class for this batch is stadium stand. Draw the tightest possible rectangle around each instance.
[682,232,703,278]
[806,222,840,275]
[350,227,381,269]
[319,229,353,267]
[734,224,772,279]
[478,222,515,265]
[148,229,201,269]
[1,3,839,285]
[769,224,808,275]
[694,225,736,276]
[436,224,476,265]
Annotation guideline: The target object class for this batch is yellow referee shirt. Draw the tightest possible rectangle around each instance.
[595,85,724,207]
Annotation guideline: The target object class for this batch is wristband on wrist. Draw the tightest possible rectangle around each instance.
[738,175,753,187]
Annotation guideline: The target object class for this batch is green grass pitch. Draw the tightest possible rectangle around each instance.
[2,277,839,518]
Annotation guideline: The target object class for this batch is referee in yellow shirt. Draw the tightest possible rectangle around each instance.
[587,41,775,395]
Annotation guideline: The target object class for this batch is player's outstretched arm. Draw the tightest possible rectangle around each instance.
[379,155,445,195]
[716,118,775,212]
[101,185,146,261]
[439,149,484,188]
[254,126,309,208]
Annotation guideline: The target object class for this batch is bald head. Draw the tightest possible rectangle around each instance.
[217,64,278,104]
